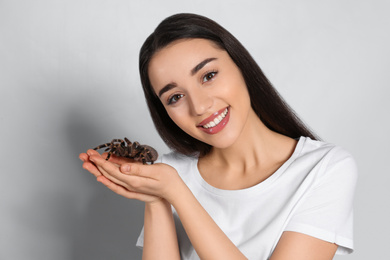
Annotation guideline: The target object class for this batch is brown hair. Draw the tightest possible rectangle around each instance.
[139,13,318,156]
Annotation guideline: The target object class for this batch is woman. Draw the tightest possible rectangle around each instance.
[80,13,357,259]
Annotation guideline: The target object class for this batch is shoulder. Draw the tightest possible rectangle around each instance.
[297,137,358,186]
[299,137,356,166]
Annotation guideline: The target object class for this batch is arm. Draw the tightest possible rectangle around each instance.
[170,183,247,260]
[96,176,180,260]
[270,231,338,260]
[142,199,180,260]
[80,150,180,260]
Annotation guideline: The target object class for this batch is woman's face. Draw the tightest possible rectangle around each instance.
[148,38,253,149]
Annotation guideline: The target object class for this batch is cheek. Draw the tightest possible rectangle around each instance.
[234,76,250,103]
[166,109,191,131]
[221,76,250,104]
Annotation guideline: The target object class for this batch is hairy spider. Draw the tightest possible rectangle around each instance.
[93,137,158,164]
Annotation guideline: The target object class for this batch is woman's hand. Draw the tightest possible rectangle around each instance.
[79,150,160,203]
[79,149,185,204]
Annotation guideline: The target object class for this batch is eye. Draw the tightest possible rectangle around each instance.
[167,94,184,105]
[202,71,218,83]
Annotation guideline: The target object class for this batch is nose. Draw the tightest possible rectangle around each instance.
[188,88,213,116]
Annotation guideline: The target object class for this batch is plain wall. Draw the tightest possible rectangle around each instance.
[1,0,389,259]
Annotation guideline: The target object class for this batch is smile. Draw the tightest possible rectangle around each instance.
[197,107,230,134]
[202,108,228,129]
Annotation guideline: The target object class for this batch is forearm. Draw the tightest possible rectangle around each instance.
[142,199,180,260]
[171,186,247,260]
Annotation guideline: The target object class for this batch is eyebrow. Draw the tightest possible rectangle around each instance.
[158,83,176,98]
[191,57,217,76]
[157,57,217,98]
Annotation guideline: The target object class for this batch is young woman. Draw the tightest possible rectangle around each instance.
[80,13,357,259]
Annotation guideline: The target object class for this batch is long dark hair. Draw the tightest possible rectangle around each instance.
[139,13,318,156]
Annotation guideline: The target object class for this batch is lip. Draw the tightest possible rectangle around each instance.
[197,107,230,135]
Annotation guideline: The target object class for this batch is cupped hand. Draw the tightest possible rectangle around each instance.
[81,150,185,204]
[79,149,160,203]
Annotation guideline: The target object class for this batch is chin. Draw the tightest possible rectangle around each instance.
[206,132,241,150]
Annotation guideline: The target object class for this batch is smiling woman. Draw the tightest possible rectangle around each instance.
[148,38,254,146]
[80,13,357,260]
[140,14,318,157]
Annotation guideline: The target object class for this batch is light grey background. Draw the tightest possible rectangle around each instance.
[1,0,389,259]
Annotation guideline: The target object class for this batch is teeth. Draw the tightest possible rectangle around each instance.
[202,108,228,129]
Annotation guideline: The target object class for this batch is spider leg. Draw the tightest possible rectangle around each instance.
[140,146,154,164]
[112,139,129,157]
[105,142,120,160]
[142,158,147,164]
[93,143,112,150]
[131,142,142,157]
[146,150,154,164]
[105,151,113,160]
[101,140,120,160]
[124,137,132,146]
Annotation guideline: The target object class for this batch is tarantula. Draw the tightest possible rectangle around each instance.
[93,137,158,164]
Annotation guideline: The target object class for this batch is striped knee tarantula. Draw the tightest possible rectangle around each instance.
[93,137,158,164]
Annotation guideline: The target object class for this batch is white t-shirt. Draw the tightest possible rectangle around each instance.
[136,137,357,259]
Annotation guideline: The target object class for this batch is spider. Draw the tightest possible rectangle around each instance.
[93,137,158,164]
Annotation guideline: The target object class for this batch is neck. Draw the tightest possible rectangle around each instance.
[203,110,297,174]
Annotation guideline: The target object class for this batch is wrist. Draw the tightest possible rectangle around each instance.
[168,182,193,209]
[145,198,171,212]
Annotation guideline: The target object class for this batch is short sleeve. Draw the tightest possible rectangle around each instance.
[136,227,144,249]
[285,148,358,254]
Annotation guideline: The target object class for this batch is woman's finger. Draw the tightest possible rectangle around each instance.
[89,153,135,188]
[81,150,161,202]
[79,152,102,177]
[89,154,119,175]
[79,153,89,161]
[96,176,159,202]
[97,175,137,199]
[91,149,136,165]
[98,160,160,193]
[106,153,136,165]
[90,154,142,180]
[90,154,173,196]
[120,162,160,179]
[86,149,101,157]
